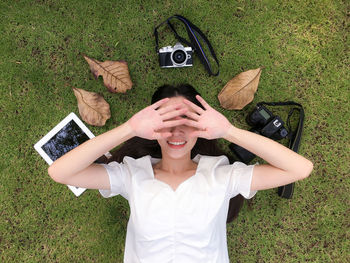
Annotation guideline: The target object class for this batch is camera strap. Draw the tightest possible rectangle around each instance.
[256,101,305,199]
[154,14,220,76]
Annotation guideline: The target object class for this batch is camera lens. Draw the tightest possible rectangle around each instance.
[172,50,186,64]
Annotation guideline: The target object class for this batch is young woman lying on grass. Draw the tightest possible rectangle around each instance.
[48,84,313,263]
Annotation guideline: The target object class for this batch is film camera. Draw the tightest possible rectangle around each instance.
[154,15,219,75]
[158,42,193,68]
[230,104,289,163]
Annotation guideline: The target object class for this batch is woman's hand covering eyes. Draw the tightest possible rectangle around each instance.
[127,98,188,140]
[183,96,232,140]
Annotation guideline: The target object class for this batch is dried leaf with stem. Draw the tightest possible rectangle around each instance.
[218,68,262,110]
[73,87,111,126]
[83,55,133,93]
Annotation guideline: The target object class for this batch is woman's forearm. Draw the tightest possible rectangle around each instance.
[48,122,134,180]
[223,125,313,177]
[47,98,187,186]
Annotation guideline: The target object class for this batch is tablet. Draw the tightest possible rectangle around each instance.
[34,112,111,197]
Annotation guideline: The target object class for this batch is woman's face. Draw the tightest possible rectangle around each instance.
[156,96,198,159]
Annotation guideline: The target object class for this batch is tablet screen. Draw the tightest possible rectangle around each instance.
[34,112,111,197]
[41,119,90,162]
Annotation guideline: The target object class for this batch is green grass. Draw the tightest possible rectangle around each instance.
[1,0,349,262]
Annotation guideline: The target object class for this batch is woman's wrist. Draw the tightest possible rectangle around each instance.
[123,121,137,139]
[222,124,238,141]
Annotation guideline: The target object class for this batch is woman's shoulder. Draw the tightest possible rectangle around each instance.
[109,155,154,180]
[196,154,253,175]
[122,155,154,166]
[195,154,230,165]
[106,155,153,171]
[194,155,232,177]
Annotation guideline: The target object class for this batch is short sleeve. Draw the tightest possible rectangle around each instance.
[230,161,257,199]
[99,161,129,199]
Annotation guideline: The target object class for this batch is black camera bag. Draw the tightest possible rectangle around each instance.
[231,101,305,199]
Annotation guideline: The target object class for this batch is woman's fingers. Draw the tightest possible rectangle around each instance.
[152,131,172,140]
[184,119,203,130]
[183,99,205,114]
[151,98,170,109]
[189,130,208,138]
[157,103,186,115]
[160,108,187,121]
[161,118,188,128]
[195,95,211,110]
[183,111,200,121]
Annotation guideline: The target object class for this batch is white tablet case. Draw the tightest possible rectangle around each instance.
[34,112,108,197]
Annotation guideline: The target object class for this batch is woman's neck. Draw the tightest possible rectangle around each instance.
[156,153,197,174]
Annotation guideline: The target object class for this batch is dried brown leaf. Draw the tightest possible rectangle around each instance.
[73,87,111,126]
[83,55,133,93]
[218,68,262,110]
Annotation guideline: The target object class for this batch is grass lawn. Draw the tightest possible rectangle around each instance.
[1,0,349,262]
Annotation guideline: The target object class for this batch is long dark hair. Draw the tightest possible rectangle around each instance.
[109,84,244,223]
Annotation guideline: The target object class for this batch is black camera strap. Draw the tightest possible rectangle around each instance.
[154,14,220,76]
[257,101,305,199]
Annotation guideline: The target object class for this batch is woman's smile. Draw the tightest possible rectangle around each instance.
[167,140,187,148]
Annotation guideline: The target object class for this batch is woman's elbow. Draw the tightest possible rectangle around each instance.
[300,160,313,179]
[48,165,63,184]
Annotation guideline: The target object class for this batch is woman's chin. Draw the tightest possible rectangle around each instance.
[162,148,191,159]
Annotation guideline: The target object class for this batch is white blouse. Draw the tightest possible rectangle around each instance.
[99,154,257,263]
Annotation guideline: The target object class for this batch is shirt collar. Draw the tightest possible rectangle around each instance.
[150,154,202,165]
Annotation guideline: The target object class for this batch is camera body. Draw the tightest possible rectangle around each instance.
[230,105,289,163]
[158,42,193,68]
[247,105,288,140]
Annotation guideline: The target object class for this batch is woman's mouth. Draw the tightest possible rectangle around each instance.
[167,141,187,149]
